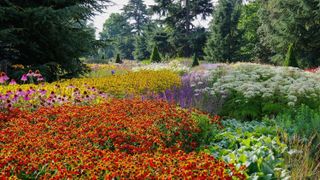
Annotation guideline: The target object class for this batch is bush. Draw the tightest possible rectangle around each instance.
[150,46,161,63]
[275,105,320,153]
[115,53,122,64]
[198,63,320,119]
[192,53,200,67]
[203,119,290,179]
[284,43,298,67]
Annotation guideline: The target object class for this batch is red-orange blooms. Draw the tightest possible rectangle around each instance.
[0,99,245,179]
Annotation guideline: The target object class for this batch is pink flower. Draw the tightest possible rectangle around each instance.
[27,70,34,77]
[2,74,9,81]
[21,74,28,82]
[9,79,17,85]
[0,76,4,84]
[39,89,47,95]
[16,88,25,97]
[37,75,44,82]
[0,72,8,84]
[33,70,41,77]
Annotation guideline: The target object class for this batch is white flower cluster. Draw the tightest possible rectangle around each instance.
[201,63,320,106]
[132,60,190,74]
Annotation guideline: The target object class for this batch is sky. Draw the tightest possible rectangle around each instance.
[92,0,156,38]
[92,0,212,38]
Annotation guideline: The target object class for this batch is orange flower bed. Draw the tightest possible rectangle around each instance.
[0,99,245,179]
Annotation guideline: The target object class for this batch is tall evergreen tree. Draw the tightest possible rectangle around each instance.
[152,0,213,57]
[122,0,150,35]
[205,0,242,62]
[134,34,150,61]
[0,0,109,81]
[100,13,134,60]
[258,0,320,67]
[150,46,161,63]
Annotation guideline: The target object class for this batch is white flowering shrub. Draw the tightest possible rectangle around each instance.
[199,63,320,119]
[132,60,190,74]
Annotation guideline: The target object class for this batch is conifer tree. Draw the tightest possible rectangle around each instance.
[205,0,242,62]
[115,53,122,64]
[150,46,161,63]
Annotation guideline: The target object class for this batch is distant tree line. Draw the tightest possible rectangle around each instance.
[1,0,319,81]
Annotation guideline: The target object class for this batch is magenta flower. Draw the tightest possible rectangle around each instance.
[24,94,30,101]
[2,74,9,81]
[0,76,4,84]
[39,89,47,95]
[9,79,17,85]
[21,74,28,82]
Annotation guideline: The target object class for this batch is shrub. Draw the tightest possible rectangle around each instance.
[275,105,320,153]
[204,119,290,179]
[150,46,161,63]
[192,53,200,67]
[115,53,122,64]
[200,63,320,119]
[284,43,298,67]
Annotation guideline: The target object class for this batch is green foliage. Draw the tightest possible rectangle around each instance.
[192,53,199,67]
[220,91,288,120]
[134,34,150,61]
[275,105,320,152]
[192,113,220,147]
[204,119,290,179]
[238,1,267,62]
[152,0,213,57]
[150,46,161,63]
[115,54,122,64]
[122,0,150,35]
[0,0,108,81]
[284,43,298,67]
[99,13,134,60]
[258,0,320,67]
[205,0,242,62]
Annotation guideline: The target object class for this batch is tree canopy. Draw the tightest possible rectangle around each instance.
[0,0,109,81]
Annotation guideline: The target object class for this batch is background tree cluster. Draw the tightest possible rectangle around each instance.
[205,0,320,67]
[1,0,319,81]
[95,0,213,62]
[96,0,320,68]
[0,0,109,81]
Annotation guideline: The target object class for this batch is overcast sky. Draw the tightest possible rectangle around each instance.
[92,0,212,38]
[92,0,155,37]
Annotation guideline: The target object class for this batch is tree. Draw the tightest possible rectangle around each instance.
[205,0,242,62]
[152,0,213,57]
[0,0,109,81]
[238,0,263,61]
[122,0,150,35]
[258,0,320,67]
[100,13,134,60]
[134,34,150,61]
[150,46,161,63]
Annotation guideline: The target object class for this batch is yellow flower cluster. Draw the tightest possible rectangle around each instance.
[0,70,181,97]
